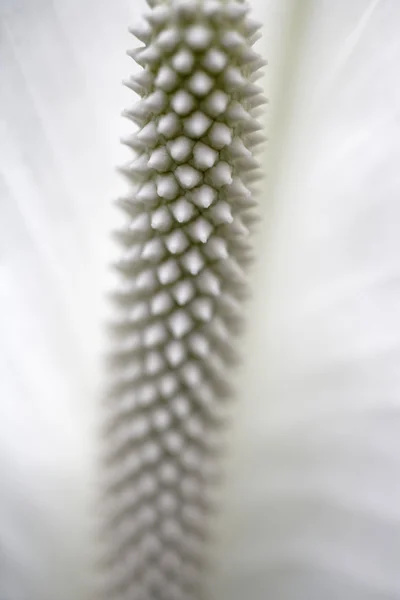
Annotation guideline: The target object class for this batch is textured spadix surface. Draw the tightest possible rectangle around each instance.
[101,1,265,598]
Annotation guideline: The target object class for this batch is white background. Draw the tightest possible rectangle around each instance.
[1,1,400,598]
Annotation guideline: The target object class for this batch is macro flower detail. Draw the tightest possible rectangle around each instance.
[101,1,266,598]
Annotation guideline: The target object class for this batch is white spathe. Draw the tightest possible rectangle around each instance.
[1,0,400,599]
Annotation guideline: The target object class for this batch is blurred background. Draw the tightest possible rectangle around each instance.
[1,0,400,599]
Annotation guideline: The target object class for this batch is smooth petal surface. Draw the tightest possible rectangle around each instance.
[0,0,136,598]
[214,1,400,599]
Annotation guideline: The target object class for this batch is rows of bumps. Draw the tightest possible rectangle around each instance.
[101,1,266,598]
